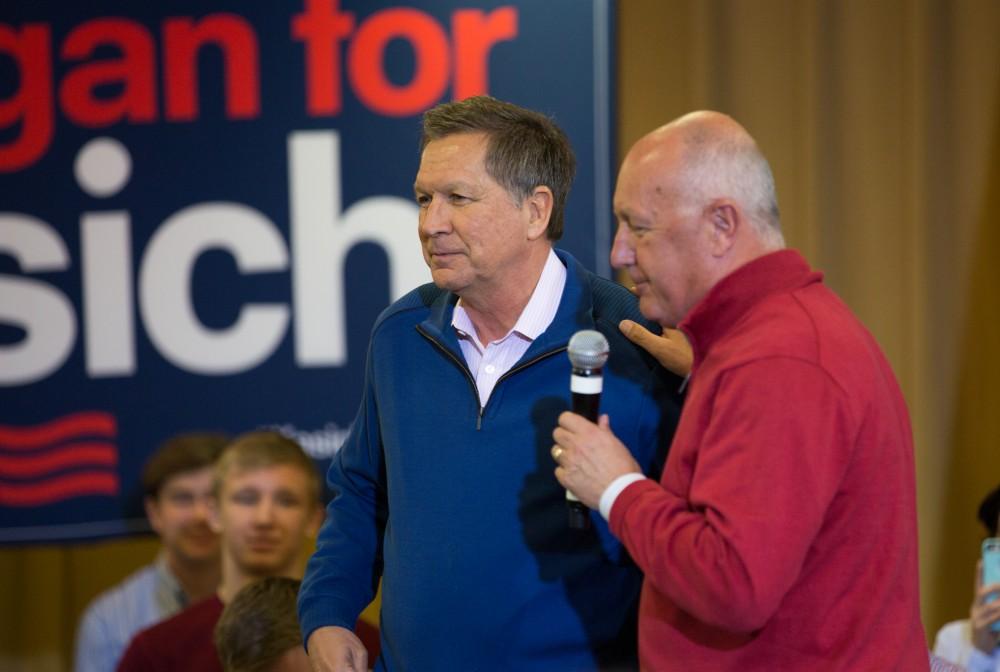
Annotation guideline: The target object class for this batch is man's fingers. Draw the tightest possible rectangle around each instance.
[552,424,578,449]
[306,626,368,672]
[620,319,654,348]
[976,576,1000,603]
[557,410,597,431]
[619,320,693,376]
[974,602,1000,627]
[341,646,367,672]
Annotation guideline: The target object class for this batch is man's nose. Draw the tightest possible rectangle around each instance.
[418,196,451,237]
[192,495,212,521]
[252,499,276,524]
[610,225,635,269]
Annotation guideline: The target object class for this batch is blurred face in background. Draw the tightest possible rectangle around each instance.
[146,466,220,566]
[212,464,321,579]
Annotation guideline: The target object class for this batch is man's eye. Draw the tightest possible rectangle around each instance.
[167,492,194,506]
[231,491,258,505]
[449,193,471,204]
[415,194,431,207]
[275,493,302,508]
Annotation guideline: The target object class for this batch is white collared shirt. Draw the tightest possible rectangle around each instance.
[452,249,566,406]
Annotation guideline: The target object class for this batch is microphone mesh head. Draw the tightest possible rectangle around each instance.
[568,330,610,370]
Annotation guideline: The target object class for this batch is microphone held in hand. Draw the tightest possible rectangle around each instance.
[565,330,610,529]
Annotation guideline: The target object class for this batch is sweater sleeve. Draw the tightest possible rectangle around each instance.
[298,344,387,645]
[610,357,853,633]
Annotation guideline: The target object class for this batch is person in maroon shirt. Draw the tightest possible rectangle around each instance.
[551,111,928,670]
[117,431,332,672]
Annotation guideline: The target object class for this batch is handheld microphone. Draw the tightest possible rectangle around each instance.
[565,330,610,529]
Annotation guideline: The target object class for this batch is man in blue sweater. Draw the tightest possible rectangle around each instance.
[298,96,682,671]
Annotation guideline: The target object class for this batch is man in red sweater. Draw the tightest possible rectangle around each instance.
[116,431,371,671]
[551,111,928,670]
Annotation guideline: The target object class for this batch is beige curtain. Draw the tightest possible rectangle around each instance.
[618,0,1000,640]
[2,1,998,668]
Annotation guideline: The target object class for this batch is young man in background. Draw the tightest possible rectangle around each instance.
[74,432,227,672]
[117,431,326,672]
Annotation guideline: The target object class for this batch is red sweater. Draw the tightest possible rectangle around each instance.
[610,251,928,671]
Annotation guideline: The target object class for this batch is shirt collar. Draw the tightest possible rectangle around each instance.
[452,248,566,345]
[679,249,821,368]
[153,551,189,613]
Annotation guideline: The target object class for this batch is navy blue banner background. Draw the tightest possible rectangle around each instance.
[0,0,614,543]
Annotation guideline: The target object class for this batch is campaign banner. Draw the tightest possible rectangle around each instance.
[0,0,614,543]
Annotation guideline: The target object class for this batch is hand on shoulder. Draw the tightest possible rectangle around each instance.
[619,319,693,377]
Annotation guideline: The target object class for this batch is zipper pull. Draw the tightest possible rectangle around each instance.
[477,407,484,430]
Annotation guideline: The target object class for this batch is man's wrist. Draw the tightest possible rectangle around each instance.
[599,473,647,521]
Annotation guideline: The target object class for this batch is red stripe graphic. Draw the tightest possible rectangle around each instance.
[0,442,118,479]
[0,471,119,507]
[0,412,117,449]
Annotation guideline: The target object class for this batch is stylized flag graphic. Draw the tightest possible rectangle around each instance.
[0,412,120,506]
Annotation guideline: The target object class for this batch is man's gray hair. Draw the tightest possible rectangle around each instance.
[678,128,784,249]
[421,96,576,241]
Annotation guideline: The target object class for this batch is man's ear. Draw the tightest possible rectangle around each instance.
[706,200,739,256]
[525,186,554,241]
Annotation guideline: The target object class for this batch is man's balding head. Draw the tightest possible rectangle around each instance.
[625,111,783,248]
[611,111,784,327]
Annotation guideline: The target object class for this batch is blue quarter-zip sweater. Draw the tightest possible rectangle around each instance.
[299,250,682,671]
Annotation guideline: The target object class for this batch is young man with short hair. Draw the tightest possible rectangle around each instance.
[74,432,227,672]
[117,431,324,672]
